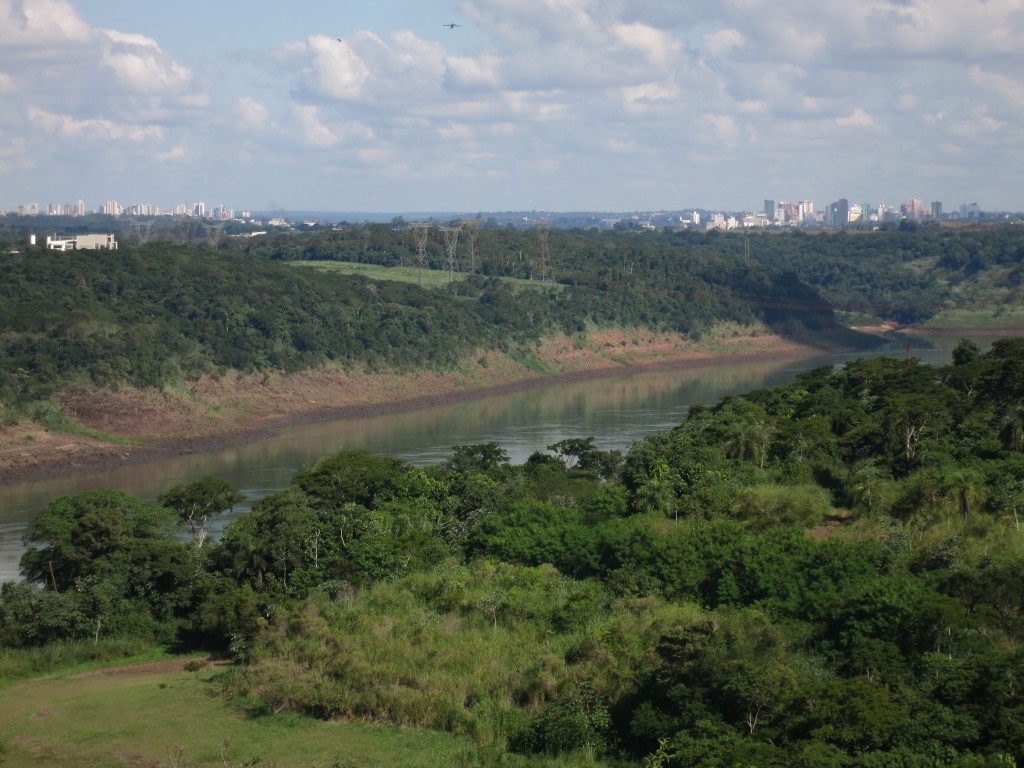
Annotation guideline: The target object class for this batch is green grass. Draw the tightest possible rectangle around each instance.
[289,261,561,292]
[0,660,482,768]
[24,400,134,445]
[290,259,463,288]
[918,306,1024,330]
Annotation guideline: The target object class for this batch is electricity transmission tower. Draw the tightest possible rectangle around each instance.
[202,222,224,248]
[534,219,551,282]
[460,218,481,274]
[439,225,462,279]
[137,220,154,245]
[409,222,431,286]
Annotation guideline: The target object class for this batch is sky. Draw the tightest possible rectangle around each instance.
[1,0,1022,215]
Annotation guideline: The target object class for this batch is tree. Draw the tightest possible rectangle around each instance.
[16,489,195,643]
[158,475,244,547]
[632,460,681,518]
[216,486,317,591]
[293,449,408,507]
[999,404,1024,453]
[548,436,622,480]
[444,442,510,476]
[20,489,183,591]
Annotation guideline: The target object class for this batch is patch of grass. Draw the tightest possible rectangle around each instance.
[0,639,168,687]
[290,259,462,288]
[289,261,561,293]
[0,662,479,768]
[918,306,1024,330]
[509,351,554,374]
[25,400,134,445]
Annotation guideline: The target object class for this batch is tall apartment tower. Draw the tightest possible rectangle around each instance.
[763,199,775,221]
[930,202,943,220]
[828,199,849,228]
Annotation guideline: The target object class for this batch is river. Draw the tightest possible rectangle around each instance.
[0,334,988,582]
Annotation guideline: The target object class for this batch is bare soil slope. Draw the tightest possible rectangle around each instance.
[0,330,820,482]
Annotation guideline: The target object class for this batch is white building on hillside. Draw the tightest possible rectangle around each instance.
[46,234,118,251]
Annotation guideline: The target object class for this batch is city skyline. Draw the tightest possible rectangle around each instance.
[2,1,1022,214]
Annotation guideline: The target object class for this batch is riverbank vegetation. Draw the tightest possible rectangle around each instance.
[10,221,1024,436]
[3,339,1024,766]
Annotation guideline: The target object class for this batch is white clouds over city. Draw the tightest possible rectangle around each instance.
[1,0,1021,212]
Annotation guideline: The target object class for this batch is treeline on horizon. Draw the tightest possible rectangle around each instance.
[3,222,1024,422]
[3,340,1024,766]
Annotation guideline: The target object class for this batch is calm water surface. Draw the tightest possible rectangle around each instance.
[0,334,988,581]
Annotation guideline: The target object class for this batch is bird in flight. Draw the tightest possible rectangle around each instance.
[443,23,461,29]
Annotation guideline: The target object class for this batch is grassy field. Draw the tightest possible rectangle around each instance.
[918,306,1024,330]
[0,659,483,768]
[288,261,560,292]
[0,655,609,768]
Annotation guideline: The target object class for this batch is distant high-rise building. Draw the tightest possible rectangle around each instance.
[763,199,775,220]
[904,199,923,220]
[827,199,849,228]
[930,201,943,219]
[194,202,205,218]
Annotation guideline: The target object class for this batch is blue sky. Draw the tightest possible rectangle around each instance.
[1,0,1022,215]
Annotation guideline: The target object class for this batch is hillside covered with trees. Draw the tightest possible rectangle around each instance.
[3,339,1024,766]
[6,221,1023,431]
[0,226,860,423]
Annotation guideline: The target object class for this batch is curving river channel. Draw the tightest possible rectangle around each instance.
[0,334,991,582]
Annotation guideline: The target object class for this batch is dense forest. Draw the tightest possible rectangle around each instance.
[4,221,1024,425]
[4,339,1024,766]
[0,228,851,418]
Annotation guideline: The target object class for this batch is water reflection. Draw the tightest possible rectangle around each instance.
[0,333,984,581]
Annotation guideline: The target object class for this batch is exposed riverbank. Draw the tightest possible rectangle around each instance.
[0,328,872,484]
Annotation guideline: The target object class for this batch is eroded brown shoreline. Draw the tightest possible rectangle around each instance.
[0,330,876,485]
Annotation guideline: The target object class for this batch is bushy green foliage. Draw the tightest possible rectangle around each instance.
[6,342,1024,765]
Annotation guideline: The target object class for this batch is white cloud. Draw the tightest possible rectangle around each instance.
[611,22,680,69]
[3,0,1022,213]
[702,113,740,143]
[835,108,877,129]
[97,29,194,94]
[28,107,162,141]
[445,53,504,90]
[285,30,448,104]
[0,0,92,46]
[704,28,745,57]
[236,97,271,131]
[290,35,371,100]
[157,145,186,162]
[969,65,1024,115]
[292,104,338,148]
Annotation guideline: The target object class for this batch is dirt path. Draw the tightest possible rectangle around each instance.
[0,330,847,484]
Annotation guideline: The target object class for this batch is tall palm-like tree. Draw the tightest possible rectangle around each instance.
[999,404,1024,452]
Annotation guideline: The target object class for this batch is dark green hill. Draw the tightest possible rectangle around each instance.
[664,225,1024,326]
[0,235,862,414]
